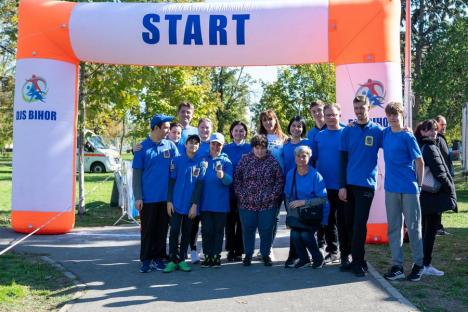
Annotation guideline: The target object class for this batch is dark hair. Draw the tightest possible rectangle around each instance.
[309,99,325,109]
[414,119,438,138]
[353,95,369,105]
[178,101,194,112]
[287,116,307,137]
[186,134,201,144]
[170,122,182,130]
[229,121,248,139]
[385,102,404,116]
[250,134,268,148]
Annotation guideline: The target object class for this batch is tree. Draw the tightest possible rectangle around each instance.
[255,64,335,131]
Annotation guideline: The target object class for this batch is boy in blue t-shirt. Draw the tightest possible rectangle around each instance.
[132,114,180,273]
[164,134,206,273]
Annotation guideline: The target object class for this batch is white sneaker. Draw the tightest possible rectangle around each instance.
[191,250,200,264]
[423,265,444,276]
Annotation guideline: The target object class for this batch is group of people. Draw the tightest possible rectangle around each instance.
[132,98,457,282]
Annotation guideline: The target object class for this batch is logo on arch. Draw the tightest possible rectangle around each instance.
[355,79,385,109]
[22,74,48,103]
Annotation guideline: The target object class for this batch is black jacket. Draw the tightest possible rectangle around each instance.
[418,137,457,214]
[436,133,454,176]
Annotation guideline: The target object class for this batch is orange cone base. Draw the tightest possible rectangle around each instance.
[366,223,388,244]
[11,210,75,234]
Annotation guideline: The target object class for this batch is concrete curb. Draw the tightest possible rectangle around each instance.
[367,262,419,311]
[39,256,87,312]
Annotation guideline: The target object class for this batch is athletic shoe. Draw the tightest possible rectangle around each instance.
[243,255,252,266]
[263,255,273,267]
[139,260,153,273]
[423,265,444,276]
[201,256,212,268]
[255,251,262,260]
[178,260,192,272]
[312,259,325,269]
[284,257,297,268]
[352,264,366,277]
[436,229,450,236]
[407,264,424,281]
[339,260,352,272]
[233,254,243,262]
[163,261,178,273]
[383,265,405,280]
[152,259,166,271]
[213,254,222,268]
[227,251,236,262]
[294,259,311,269]
[191,250,200,264]
[324,253,341,264]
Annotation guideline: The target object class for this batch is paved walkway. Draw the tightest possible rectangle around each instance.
[0,218,417,312]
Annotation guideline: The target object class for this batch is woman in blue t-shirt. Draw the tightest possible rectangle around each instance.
[284,145,329,269]
[223,121,252,262]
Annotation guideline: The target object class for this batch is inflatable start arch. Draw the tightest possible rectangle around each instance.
[13,0,401,242]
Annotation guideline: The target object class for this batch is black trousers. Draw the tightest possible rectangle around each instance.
[140,202,169,262]
[189,215,200,251]
[317,189,339,254]
[422,213,441,266]
[344,185,375,267]
[201,211,227,257]
[168,212,194,262]
[225,199,244,255]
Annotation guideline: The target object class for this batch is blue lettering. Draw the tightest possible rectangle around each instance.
[142,14,160,44]
[209,15,227,45]
[16,110,27,120]
[29,110,34,119]
[184,15,203,45]
[165,14,182,45]
[51,111,57,120]
[232,14,250,45]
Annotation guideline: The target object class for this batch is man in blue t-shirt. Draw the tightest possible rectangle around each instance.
[306,100,327,142]
[178,101,199,144]
[338,95,383,277]
[132,114,180,273]
[314,103,345,265]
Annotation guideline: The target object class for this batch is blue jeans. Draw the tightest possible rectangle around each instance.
[239,208,276,257]
[291,227,323,264]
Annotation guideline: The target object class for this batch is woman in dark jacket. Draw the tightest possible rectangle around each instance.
[414,120,457,277]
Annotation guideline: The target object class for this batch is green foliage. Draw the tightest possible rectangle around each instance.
[254,64,335,131]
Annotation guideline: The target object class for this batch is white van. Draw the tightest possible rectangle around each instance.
[77,132,121,173]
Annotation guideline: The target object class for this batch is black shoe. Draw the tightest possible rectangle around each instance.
[383,265,405,281]
[436,229,450,236]
[352,264,366,277]
[362,261,368,272]
[227,251,235,262]
[233,255,243,262]
[243,256,252,266]
[294,259,310,269]
[340,260,352,272]
[263,256,273,266]
[201,256,212,268]
[406,264,424,281]
[324,253,341,264]
[213,254,221,268]
[284,257,297,268]
[312,259,325,269]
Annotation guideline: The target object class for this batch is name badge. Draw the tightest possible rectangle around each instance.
[193,167,200,177]
[163,149,171,158]
[200,160,208,169]
[365,136,374,147]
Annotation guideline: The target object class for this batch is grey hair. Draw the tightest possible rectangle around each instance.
[294,145,312,157]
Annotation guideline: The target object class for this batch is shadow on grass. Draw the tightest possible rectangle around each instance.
[75,201,125,227]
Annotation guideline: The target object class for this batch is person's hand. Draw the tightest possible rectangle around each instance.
[135,199,143,211]
[338,188,347,202]
[288,200,306,209]
[133,143,142,152]
[188,204,197,219]
[167,202,174,217]
[216,165,224,179]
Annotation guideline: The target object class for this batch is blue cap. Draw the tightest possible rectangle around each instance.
[209,133,225,145]
[150,114,174,129]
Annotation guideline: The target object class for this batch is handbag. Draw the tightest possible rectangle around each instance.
[288,168,323,226]
[421,145,442,193]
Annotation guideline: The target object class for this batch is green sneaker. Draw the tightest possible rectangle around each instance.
[163,261,178,273]
[178,260,192,272]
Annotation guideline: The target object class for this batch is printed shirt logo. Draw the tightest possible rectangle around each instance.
[22,75,48,103]
[356,79,385,109]
[365,135,374,147]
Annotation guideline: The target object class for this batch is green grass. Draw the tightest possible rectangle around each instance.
[367,161,468,312]
[0,253,75,312]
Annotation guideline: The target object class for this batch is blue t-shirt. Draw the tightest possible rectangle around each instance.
[339,121,383,189]
[382,127,421,194]
[314,128,344,190]
[267,134,284,172]
[223,141,252,170]
[180,125,198,144]
[132,137,180,203]
[197,141,210,157]
[173,140,186,154]
[284,166,329,225]
[306,125,326,141]
[199,153,233,213]
[282,139,314,177]
[171,153,206,215]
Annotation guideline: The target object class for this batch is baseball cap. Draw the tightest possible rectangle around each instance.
[209,133,225,145]
[150,114,174,129]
